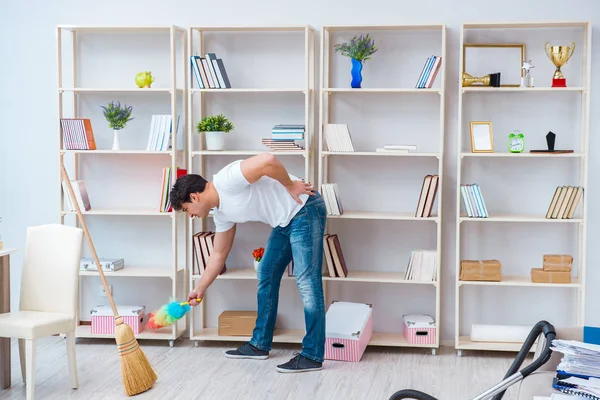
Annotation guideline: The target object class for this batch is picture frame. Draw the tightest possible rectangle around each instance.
[463,43,526,87]
[470,121,494,152]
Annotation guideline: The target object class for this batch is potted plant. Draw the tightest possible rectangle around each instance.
[196,114,234,151]
[100,101,134,150]
[334,33,378,88]
[252,247,265,271]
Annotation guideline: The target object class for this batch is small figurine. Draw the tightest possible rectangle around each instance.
[135,71,155,88]
[521,60,534,87]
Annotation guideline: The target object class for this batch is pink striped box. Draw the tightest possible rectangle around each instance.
[325,301,373,362]
[90,305,146,335]
[402,314,436,345]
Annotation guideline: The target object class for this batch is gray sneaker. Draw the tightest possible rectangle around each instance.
[225,342,269,360]
[276,352,323,373]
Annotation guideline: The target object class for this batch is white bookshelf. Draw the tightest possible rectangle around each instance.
[186,25,316,344]
[56,25,189,346]
[454,21,591,355]
[318,24,447,352]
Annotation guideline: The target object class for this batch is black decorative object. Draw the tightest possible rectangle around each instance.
[489,72,501,87]
[530,130,574,153]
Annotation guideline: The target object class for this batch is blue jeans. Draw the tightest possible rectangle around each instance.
[249,192,327,363]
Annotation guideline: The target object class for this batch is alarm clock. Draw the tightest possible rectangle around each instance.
[508,131,525,153]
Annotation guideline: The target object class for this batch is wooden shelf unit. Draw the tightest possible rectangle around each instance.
[56,25,188,346]
[318,24,447,353]
[186,25,316,345]
[454,21,591,355]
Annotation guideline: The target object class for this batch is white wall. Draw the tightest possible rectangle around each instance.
[1,0,600,343]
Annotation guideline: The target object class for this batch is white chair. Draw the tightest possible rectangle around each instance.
[0,224,83,399]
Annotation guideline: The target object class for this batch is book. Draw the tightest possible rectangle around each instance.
[159,167,187,212]
[193,231,227,275]
[460,183,488,218]
[62,180,91,211]
[323,234,348,278]
[415,56,442,89]
[321,183,343,216]
[60,118,96,150]
[405,250,437,281]
[546,186,583,219]
[324,124,354,152]
[146,114,181,151]
[415,175,439,217]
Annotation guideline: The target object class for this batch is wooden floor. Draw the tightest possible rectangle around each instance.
[0,337,527,400]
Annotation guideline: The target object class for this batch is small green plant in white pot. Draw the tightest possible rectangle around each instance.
[100,101,134,150]
[196,114,234,151]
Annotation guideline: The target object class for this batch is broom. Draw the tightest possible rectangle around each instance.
[60,163,157,396]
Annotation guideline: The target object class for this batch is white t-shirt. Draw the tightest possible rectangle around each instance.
[211,160,308,232]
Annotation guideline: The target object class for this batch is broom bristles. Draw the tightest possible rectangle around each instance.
[115,320,157,396]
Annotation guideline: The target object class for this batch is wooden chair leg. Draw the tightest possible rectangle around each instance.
[65,332,78,389]
[25,339,35,400]
[18,339,26,384]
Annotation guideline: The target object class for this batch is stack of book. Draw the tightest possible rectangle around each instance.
[545,185,583,219]
[159,167,187,212]
[416,55,443,89]
[321,183,343,216]
[60,118,97,150]
[262,124,305,151]
[375,145,417,153]
[404,250,437,282]
[146,114,180,151]
[61,180,91,211]
[460,183,488,218]
[323,233,348,278]
[415,175,439,217]
[190,53,231,89]
[192,231,227,275]
[324,124,354,152]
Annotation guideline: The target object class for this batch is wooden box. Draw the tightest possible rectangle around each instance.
[531,268,571,284]
[218,311,258,336]
[543,254,573,272]
[460,259,502,281]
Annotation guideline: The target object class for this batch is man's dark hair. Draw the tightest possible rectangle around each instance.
[169,174,208,211]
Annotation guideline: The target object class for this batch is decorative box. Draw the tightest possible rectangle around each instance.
[403,314,436,345]
[325,301,372,362]
[542,254,573,272]
[90,305,145,335]
[218,311,258,336]
[459,259,502,281]
[531,268,571,284]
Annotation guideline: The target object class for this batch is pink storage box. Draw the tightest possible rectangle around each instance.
[402,314,436,345]
[90,305,146,335]
[325,301,373,362]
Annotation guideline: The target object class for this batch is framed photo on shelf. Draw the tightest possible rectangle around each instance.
[470,121,494,152]
[463,43,525,87]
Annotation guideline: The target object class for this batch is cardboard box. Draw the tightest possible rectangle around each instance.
[218,311,257,336]
[325,301,373,362]
[543,254,573,272]
[460,260,502,281]
[403,314,436,345]
[531,268,571,284]
[91,305,145,334]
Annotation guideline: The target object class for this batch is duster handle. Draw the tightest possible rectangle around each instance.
[60,162,121,320]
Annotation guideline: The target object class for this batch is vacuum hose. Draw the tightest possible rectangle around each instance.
[388,320,556,400]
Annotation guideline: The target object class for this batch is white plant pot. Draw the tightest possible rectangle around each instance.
[205,131,226,151]
[254,260,260,271]
[112,129,121,150]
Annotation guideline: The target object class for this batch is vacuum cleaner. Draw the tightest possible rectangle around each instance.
[388,320,556,400]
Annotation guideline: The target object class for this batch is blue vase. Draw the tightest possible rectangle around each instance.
[350,58,363,88]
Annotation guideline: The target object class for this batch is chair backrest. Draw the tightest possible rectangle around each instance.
[19,224,83,320]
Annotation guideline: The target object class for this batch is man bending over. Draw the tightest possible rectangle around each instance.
[170,153,327,373]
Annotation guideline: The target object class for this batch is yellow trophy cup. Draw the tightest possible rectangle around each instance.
[544,42,575,87]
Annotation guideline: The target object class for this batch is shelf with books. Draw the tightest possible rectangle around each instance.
[187,25,316,345]
[454,21,591,355]
[319,24,446,352]
[57,25,189,345]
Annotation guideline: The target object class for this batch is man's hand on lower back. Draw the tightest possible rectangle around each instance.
[286,179,315,204]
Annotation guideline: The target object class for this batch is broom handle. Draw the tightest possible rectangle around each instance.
[60,162,121,319]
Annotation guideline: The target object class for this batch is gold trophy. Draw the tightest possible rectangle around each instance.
[462,72,490,87]
[544,42,575,87]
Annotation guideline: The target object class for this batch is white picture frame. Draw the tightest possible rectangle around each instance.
[470,121,494,153]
